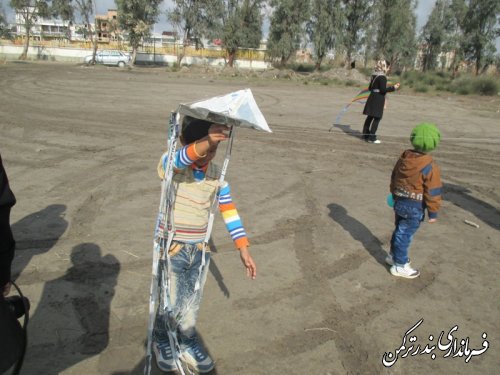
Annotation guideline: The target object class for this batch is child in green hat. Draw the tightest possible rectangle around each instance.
[386,123,443,278]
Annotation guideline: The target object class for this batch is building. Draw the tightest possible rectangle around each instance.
[95,9,120,42]
[15,7,69,40]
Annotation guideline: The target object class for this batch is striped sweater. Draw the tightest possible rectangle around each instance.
[158,143,249,249]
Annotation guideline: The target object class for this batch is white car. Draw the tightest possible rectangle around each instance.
[84,50,131,67]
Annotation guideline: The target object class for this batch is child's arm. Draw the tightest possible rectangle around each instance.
[423,162,442,222]
[157,143,206,178]
[218,182,256,279]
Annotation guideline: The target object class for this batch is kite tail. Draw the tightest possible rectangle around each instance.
[329,103,351,131]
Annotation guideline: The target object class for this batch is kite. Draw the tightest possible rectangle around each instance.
[144,89,270,375]
[329,82,394,132]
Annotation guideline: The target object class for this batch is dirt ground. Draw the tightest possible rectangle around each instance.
[1,62,499,375]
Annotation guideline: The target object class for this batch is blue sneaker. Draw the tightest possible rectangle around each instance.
[153,341,177,372]
[181,338,215,373]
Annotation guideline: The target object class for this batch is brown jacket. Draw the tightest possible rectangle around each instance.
[390,150,442,218]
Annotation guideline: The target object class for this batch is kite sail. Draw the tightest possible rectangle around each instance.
[329,87,370,131]
[329,82,393,131]
[178,88,272,133]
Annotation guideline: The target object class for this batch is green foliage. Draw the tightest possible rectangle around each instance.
[344,79,357,86]
[221,0,264,67]
[267,0,310,65]
[168,0,224,48]
[375,0,417,70]
[116,0,162,50]
[414,84,428,93]
[470,76,498,96]
[341,0,373,66]
[306,0,344,70]
[0,6,12,39]
[419,0,456,71]
[456,0,500,75]
[401,71,498,96]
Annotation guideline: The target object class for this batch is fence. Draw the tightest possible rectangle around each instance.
[1,38,267,62]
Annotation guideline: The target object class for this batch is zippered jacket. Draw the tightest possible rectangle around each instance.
[390,150,442,219]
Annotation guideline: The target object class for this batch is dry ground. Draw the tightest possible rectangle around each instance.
[1,62,499,375]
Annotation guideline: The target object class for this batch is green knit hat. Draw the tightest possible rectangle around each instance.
[410,122,441,152]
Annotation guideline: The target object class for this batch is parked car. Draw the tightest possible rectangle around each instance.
[84,50,131,67]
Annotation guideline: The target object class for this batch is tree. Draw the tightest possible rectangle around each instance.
[10,0,72,59]
[116,0,162,65]
[419,0,454,71]
[306,0,343,70]
[10,0,51,59]
[221,0,264,67]
[168,0,224,65]
[1,5,12,39]
[341,0,372,69]
[374,0,417,71]
[267,0,310,66]
[455,0,500,75]
[73,1,98,63]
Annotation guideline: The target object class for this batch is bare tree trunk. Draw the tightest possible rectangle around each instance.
[346,51,352,69]
[315,56,323,71]
[177,43,186,66]
[20,8,31,60]
[227,49,236,67]
[91,1,98,64]
[20,28,30,60]
[131,46,137,66]
[475,50,481,76]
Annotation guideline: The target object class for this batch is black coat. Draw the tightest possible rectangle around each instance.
[363,74,395,119]
[0,154,16,289]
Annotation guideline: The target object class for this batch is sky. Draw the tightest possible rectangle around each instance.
[2,0,437,34]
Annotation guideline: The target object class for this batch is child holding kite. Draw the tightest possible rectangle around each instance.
[362,60,400,144]
[386,123,442,278]
[152,115,257,373]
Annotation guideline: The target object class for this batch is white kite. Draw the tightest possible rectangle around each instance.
[144,89,270,375]
[178,88,272,132]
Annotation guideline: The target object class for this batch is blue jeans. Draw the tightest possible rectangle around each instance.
[390,200,424,265]
[154,242,211,345]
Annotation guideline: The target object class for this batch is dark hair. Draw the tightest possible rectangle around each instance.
[181,116,212,145]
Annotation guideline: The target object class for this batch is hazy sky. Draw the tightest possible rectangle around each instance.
[2,0,437,33]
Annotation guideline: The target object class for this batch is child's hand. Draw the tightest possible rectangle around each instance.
[207,124,229,147]
[239,247,256,280]
[428,218,437,223]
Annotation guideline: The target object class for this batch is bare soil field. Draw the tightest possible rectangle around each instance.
[1,62,499,375]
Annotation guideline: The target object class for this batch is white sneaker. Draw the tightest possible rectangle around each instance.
[385,253,410,266]
[390,263,420,279]
[373,139,381,144]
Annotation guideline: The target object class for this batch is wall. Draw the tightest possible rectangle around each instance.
[0,44,271,70]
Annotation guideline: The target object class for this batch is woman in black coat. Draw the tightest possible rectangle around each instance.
[362,60,400,144]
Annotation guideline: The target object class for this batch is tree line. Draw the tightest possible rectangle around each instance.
[2,0,499,74]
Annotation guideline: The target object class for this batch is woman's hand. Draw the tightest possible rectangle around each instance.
[394,82,401,90]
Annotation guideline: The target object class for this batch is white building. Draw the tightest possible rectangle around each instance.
[15,7,69,40]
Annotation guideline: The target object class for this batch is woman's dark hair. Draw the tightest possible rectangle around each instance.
[181,116,212,145]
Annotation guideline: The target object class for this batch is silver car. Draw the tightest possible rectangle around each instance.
[84,50,131,67]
